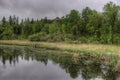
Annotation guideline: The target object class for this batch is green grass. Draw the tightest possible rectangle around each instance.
[0,40,120,56]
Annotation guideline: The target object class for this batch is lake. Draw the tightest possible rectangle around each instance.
[0,45,119,80]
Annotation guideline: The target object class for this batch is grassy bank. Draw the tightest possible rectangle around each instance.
[0,40,119,54]
[0,40,120,56]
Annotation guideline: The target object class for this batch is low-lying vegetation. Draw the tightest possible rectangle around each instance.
[0,40,120,56]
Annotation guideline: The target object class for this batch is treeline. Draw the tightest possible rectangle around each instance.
[0,2,120,44]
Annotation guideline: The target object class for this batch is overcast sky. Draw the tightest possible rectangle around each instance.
[0,0,120,20]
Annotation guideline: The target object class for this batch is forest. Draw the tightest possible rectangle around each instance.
[0,1,120,44]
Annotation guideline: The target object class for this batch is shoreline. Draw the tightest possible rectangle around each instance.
[0,40,120,56]
[0,40,120,72]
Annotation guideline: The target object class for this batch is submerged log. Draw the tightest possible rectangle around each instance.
[34,44,39,48]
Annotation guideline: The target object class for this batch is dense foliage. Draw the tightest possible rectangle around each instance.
[0,2,120,44]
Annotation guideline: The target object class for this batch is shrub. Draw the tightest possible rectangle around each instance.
[113,34,120,45]
[29,32,65,42]
[29,32,47,41]
[78,37,89,43]
[47,33,65,42]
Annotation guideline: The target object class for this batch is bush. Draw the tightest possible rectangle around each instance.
[29,32,48,41]
[1,30,17,40]
[113,34,120,45]
[78,37,89,43]
[29,32,65,42]
[46,33,65,42]
[64,34,75,41]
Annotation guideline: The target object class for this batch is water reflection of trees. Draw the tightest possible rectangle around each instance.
[49,53,116,80]
[0,46,118,80]
[0,46,22,66]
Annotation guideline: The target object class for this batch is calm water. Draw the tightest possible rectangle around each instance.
[0,45,119,80]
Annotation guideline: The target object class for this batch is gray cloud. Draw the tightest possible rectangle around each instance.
[0,0,120,20]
